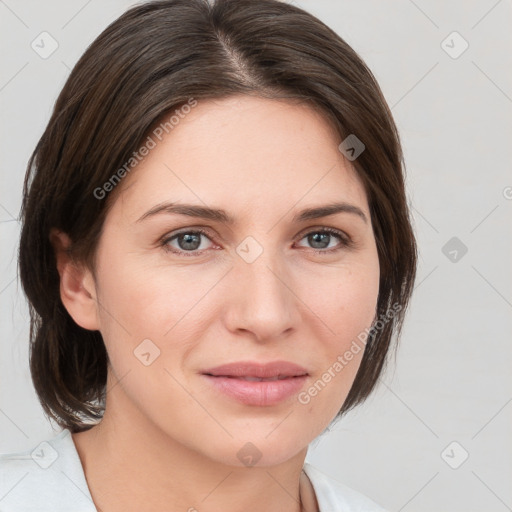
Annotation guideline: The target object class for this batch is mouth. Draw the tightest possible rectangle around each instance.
[203,374,306,382]
[201,360,309,379]
[200,361,309,406]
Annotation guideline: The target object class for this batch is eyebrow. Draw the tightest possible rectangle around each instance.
[136,201,368,225]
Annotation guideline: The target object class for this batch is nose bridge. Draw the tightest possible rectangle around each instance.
[238,238,289,304]
[227,235,299,338]
[243,251,286,301]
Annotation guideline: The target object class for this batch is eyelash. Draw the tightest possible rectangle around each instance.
[159,227,353,257]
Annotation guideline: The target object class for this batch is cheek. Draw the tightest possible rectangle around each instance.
[95,252,209,335]
[295,258,379,418]
[93,252,223,395]
[335,270,379,332]
[304,258,380,341]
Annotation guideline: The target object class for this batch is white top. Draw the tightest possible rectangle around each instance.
[0,429,388,511]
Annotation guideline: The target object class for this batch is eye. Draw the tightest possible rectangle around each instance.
[160,226,352,257]
[295,227,351,254]
[161,228,216,256]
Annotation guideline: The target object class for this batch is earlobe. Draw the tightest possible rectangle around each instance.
[49,228,100,331]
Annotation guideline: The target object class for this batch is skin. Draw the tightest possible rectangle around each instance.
[51,94,380,512]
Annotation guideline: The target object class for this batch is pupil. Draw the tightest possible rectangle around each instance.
[309,232,329,249]
[176,232,331,251]
[179,233,201,250]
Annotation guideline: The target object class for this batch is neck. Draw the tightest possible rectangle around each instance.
[71,377,312,512]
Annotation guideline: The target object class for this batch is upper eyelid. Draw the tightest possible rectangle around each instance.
[164,225,349,238]
[162,225,351,248]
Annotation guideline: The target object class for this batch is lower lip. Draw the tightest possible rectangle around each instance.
[202,375,308,406]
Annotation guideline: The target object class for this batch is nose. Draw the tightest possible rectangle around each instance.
[223,244,301,343]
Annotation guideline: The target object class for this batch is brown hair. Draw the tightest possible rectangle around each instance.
[18,0,417,433]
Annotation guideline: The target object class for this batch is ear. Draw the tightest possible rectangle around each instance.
[49,228,100,331]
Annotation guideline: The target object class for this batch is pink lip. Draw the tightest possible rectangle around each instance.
[201,361,309,406]
[201,360,309,379]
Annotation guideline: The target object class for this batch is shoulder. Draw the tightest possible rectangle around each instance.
[303,462,389,512]
[0,429,96,511]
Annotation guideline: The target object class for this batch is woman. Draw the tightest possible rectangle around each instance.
[1,0,416,510]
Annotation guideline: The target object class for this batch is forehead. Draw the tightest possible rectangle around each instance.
[112,95,368,221]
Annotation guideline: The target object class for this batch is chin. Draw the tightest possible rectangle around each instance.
[206,433,308,469]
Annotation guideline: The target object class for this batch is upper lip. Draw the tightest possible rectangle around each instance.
[201,361,309,378]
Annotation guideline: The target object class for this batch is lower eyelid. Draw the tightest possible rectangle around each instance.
[161,228,351,254]
[162,230,215,252]
[298,228,350,244]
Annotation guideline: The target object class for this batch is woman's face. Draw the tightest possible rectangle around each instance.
[86,95,379,467]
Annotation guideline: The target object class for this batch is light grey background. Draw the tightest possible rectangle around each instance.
[1,1,511,511]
